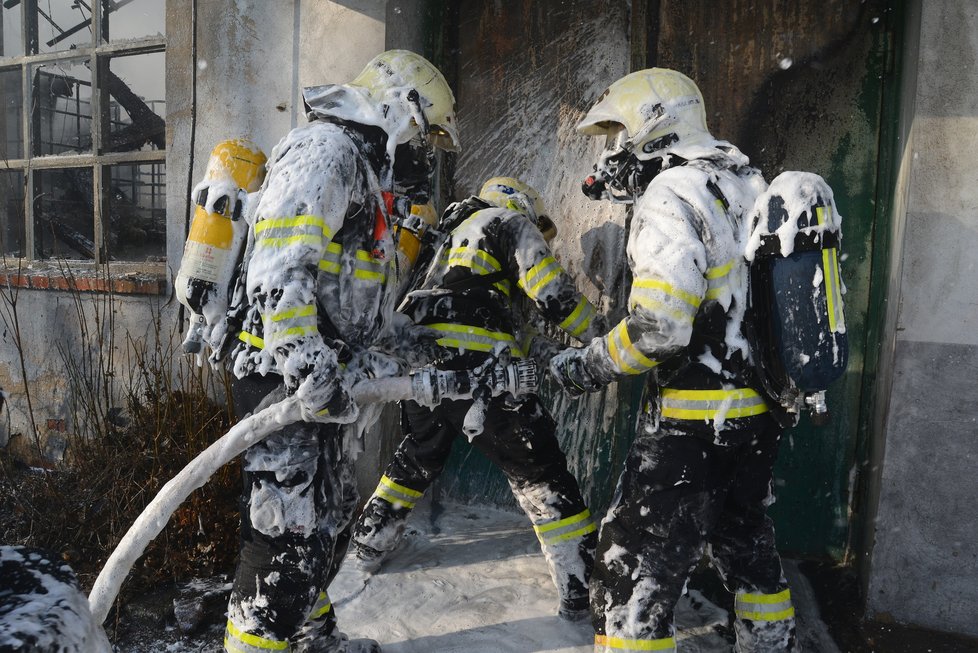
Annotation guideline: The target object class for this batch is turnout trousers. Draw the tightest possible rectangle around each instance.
[224,374,360,653]
[352,394,597,616]
[591,411,796,653]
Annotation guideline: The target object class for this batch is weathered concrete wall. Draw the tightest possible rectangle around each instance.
[0,1,386,499]
[866,0,978,636]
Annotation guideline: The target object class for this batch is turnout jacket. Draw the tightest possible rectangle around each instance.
[403,203,604,362]
[579,144,771,437]
[229,120,398,382]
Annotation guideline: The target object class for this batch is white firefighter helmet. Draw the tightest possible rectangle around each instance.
[479,177,557,241]
[301,50,460,153]
[578,68,711,159]
[350,50,460,152]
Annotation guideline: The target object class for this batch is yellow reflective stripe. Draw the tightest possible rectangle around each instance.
[309,591,333,620]
[822,247,844,333]
[559,295,596,337]
[269,305,315,322]
[535,510,597,545]
[632,278,700,308]
[446,246,502,273]
[225,619,289,651]
[705,259,735,280]
[255,234,325,249]
[735,589,795,622]
[659,387,769,420]
[319,242,343,274]
[594,634,677,651]
[238,330,265,349]
[381,474,423,497]
[630,278,701,323]
[264,325,319,345]
[704,258,736,301]
[607,322,657,375]
[519,256,561,299]
[254,215,332,236]
[374,475,422,508]
[255,215,333,250]
[428,322,526,357]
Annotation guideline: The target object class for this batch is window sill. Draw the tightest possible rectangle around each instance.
[0,261,168,296]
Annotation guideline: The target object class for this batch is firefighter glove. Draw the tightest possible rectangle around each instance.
[295,366,359,424]
[549,346,601,397]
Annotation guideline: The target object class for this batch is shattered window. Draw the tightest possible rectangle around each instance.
[105,0,165,42]
[34,168,96,260]
[0,170,25,258]
[107,163,166,261]
[34,59,93,156]
[0,0,165,266]
[108,52,165,153]
[1,68,23,159]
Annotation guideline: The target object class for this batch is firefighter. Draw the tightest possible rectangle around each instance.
[349,177,607,621]
[549,69,797,652]
[221,50,459,653]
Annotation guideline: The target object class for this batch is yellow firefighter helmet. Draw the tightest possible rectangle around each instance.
[479,176,556,242]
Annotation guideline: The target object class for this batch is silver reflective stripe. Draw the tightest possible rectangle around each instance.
[659,388,769,420]
[705,259,736,301]
[629,277,700,324]
[307,591,332,620]
[373,475,422,509]
[427,323,526,357]
[734,589,795,622]
[534,509,596,545]
[559,296,596,338]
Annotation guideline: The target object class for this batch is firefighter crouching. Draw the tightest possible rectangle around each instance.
[350,177,607,621]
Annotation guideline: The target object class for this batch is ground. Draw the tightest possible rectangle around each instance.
[104,498,884,653]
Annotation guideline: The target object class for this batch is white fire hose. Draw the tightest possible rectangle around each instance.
[87,360,537,624]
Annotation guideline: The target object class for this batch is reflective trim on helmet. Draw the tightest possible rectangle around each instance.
[559,296,597,338]
[427,322,525,357]
[607,321,657,375]
[659,387,769,420]
[533,509,596,546]
[594,634,677,651]
[734,589,795,622]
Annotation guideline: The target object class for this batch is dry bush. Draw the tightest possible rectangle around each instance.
[0,265,242,606]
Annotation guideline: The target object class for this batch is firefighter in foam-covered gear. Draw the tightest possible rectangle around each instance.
[221,50,458,653]
[350,177,606,621]
[549,69,797,652]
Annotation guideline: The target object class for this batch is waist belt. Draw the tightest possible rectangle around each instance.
[659,387,769,420]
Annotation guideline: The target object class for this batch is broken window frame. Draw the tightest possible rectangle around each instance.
[1,0,165,265]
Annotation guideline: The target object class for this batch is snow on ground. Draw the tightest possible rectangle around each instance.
[116,498,837,652]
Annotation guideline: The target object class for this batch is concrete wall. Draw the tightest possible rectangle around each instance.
[866,0,978,637]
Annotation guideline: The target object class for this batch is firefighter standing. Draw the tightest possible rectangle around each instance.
[222,51,459,653]
[350,177,606,621]
[550,69,797,652]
